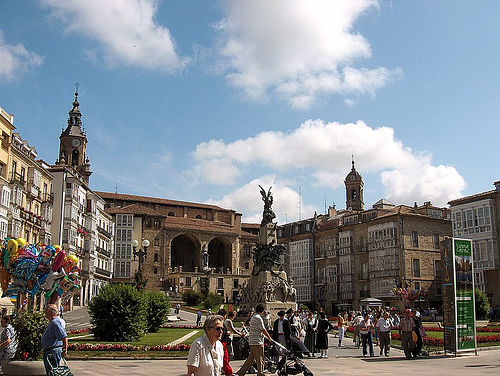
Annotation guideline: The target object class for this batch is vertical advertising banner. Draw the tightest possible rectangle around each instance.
[453,238,477,352]
[441,238,456,353]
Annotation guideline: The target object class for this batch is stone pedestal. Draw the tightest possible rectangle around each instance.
[241,270,297,319]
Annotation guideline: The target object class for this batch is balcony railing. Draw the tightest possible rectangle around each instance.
[95,267,112,278]
[42,193,54,204]
[9,173,25,188]
[97,226,112,238]
[96,246,111,258]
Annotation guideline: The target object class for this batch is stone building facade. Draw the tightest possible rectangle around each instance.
[448,181,500,306]
[98,191,257,302]
[49,92,114,308]
[277,219,315,307]
[279,163,452,315]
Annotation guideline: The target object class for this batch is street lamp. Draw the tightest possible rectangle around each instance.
[132,239,150,272]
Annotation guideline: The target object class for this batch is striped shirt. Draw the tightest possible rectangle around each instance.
[248,313,265,345]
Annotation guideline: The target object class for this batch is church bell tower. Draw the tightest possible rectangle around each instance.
[57,88,92,184]
[345,158,364,211]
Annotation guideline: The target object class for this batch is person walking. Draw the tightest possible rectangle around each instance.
[41,304,68,375]
[376,311,392,356]
[236,304,273,376]
[303,311,318,357]
[186,314,225,376]
[337,312,346,347]
[359,313,374,357]
[0,316,17,375]
[225,310,246,359]
[316,312,333,358]
[399,309,416,359]
[272,309,291,362]
[197,310,203,327]
[412,310,423,358]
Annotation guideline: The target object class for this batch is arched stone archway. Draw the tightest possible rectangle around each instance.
[208,237,231,272]
[171,234,200,272]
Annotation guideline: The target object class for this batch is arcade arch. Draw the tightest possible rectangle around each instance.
[170,234,200,272]
[208,237,232,272]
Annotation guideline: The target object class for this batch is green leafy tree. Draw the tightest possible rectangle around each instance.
[203,292,223,310]
[183,290,203,306]
[145,290,171,332]
[13,311,48,360]
[89,283,148,341]
[475,288,491,319]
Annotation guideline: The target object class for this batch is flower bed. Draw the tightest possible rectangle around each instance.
[68,328,92,335]
[161,324,199,329]
[68,343,190,352]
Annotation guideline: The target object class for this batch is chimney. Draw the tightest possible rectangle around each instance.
[495,181,500,192]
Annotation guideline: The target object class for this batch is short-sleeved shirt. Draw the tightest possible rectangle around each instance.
[41,317,67,350]
[376,317,393,332]
[359,318,372,335]
[248,313,265,345]
[0,324,17,358]
[187,334,223,376]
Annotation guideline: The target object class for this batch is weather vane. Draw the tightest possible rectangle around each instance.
[75,82,80,94]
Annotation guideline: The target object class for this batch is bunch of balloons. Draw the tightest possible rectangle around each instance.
[0,238,81,304]
[392,287,428,303]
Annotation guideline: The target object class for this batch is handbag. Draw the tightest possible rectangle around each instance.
[48,357,73,376]
[419,327,426,337]
[411,331,418,343]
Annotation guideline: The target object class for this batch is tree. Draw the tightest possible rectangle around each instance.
[475,288,491,319]
[203,292,223,310]
[12,311,48,360]
[183,290,203,306]
[145,290,171,332]
[89,283,148,341]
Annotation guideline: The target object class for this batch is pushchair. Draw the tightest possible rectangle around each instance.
[268,338,314,376]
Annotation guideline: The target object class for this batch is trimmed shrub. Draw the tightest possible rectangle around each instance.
[203,292,223,310]
[145,290,171,332]
[13,311,48,360]
[183,290,203,306]
[89,283,148,341]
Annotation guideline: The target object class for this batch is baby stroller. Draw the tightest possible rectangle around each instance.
[270,338,314,376]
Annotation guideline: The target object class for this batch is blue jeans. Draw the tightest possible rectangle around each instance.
[361,332,374,356]
[43,347,62,375]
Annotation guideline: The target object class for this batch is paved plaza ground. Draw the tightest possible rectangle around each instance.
[63,308,500,375]
[64,346,500,375]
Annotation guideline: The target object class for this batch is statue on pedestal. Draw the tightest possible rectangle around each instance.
[239,186,297,315]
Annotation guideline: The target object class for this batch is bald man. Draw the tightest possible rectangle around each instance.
[41,304,68,375]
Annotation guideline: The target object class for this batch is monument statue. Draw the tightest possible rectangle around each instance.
[239,186,297,317]
[259,185,276,226]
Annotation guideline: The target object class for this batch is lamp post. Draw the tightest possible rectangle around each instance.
[132,239,149,290]
[132,239,150,271]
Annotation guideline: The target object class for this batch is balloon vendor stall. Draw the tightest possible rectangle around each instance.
[0,238,81,308]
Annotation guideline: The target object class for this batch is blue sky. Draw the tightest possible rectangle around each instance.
[1,0,499,224]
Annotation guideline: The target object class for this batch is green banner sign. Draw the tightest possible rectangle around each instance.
[453,238,477,351]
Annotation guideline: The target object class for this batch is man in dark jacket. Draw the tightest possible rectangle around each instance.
[272,310,291,349]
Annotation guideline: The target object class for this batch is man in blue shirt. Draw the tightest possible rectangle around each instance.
[41,304,68,375]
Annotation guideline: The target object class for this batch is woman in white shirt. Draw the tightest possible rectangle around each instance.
[187,315,225,376]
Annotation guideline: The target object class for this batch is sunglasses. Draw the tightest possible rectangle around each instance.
[211,326,224,332]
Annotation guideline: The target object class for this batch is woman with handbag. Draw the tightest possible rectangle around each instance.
[412,311,423,358]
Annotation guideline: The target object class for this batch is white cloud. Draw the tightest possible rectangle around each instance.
[191,119,466,207]
[0,30,43,81]
[217,0,401,108]
[206,175,318,223]
[41,0,188,71]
